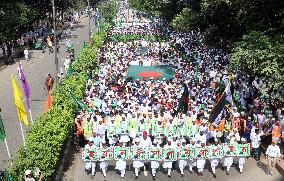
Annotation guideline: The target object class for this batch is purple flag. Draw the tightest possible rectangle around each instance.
[18,62,31,109]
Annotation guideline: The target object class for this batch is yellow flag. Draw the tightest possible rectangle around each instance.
[11,74,28,126]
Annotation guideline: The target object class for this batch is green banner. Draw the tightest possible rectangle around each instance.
[163,148,178,161]
[97,147,113,161]
[178,147,194,159]
[237,143,250,156]
[114,146,130,160]
[131,147,147,160]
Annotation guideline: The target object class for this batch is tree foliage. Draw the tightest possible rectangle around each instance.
[0,0,85,42]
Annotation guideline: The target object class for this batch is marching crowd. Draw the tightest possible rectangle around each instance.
[74,1,284,180]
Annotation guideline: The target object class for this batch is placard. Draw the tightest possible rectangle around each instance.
[223,143,238,156]
[209,145,224,159]
[237,143,250,156]
[178,147,194,159]
[195,146,210,159]
[131,147,147,160]
[114,146,130,160]
[148,147,162,161]
[82,147,97,161]
[163,148,178,161]
[97,147,113,161]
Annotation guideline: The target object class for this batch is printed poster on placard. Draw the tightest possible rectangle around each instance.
[223,143,238,156]
[131,147,147,160]
[148,147,162,161]
[82,147,97,161]
[97,147,113,161]
[178,147,195,159]
[114,146,130,160]
[163,148,178,161]
[195,146,210,159]
[107,125,117,138]
[209,145,224,159]
[237,143,250,156]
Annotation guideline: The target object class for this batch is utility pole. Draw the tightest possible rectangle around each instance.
[87,0,91,42]
[52,0,58,84]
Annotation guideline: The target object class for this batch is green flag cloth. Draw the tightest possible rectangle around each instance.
[0,113,5,143]
[93,98,102,108]
[68,89,93,113]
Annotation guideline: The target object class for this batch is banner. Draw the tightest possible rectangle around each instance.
[114,146,130,160]
[82,144,247,162]
[178,147,194,159]
[163,148,178,161]
[98,147,113,160]
[148,147,162,161]
[131,147,147,160]
[209,145,224,159]
[195,146,210,159]
[237,143,250,156]
[223,143,238,156]
[82,147,97,161]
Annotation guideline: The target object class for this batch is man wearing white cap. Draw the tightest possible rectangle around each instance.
[178,138,188,176]
[196,141,207,176]
[237,138,247,175]
[187,138,197,174]
[223,136,234,175]
[84,137,97,178]
[210,138,220,178]
[25,170,35,181]
[132,138,144,179]
[162,139,174,178]
[115,141,127,180]
[150,139,160,180]
[99,140,108,181]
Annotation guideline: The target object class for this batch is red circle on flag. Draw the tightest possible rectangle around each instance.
[138,71,162,77]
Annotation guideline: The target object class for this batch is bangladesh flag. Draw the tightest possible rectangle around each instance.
[0,111,6,143]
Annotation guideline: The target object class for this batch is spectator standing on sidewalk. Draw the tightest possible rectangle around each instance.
[0,45,3,62]
[266,139,281,175]
[24,48,29,61]
[250,129,263,163]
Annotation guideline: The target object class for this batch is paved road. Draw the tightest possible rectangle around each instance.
[63,148,282,181]
[0,16,95,170]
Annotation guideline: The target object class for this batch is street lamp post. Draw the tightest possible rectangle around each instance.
[52,0,59,84]
[87,0,91,42]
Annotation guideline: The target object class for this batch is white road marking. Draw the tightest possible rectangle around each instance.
[39,55,44,59]
[28,63,34,68]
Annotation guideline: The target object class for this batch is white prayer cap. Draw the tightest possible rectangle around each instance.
[25,170,32,175]
[180,138,186,143]
[101,139,106,144]
[214,138,218,142]
[226,135,231,140]
[248,117,251,119]
[241,137,246,142]
[191,137,196,142]
[134,137,140,143]
[88,137,94,142]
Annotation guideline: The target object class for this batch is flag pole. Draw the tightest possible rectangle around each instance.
[28,108,33,124]
[4,138,12,165]
[19,122,26,147]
